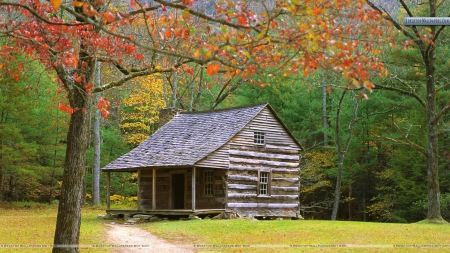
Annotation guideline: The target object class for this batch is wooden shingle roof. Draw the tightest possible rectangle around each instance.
[102,103,269,171]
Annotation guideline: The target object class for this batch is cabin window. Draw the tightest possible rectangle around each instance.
[204,171,214,196]
[254,132,265,145]
[258,171,271,196]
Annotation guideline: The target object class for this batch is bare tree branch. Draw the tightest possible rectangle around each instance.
[385,122,427,156]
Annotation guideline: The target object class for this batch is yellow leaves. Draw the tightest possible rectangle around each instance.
[155,65,163,71]
[193,49,201,58]
[363,80,374,92]
[182,9,190,19]
[50,0,61,12]
[120,74,166,146]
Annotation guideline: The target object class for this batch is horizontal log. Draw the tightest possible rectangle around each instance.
[271,168,299,173]
[272,177,299,182]
[229,149,299,161]
[228,184,257,190]
[265,144,300,150]
[228,193,297,200]
[228,175,258,182]
[272,186,299,192]
[229,144,300,155]
[271,194,298,200]
[227,203,298,208]
[229,164,260,171]
[227,193,258,198]
[230,157,299,168]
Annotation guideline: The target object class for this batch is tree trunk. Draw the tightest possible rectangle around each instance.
[53,87,88,253]
[93,61,101,206]
[322,71,328,147]
[331,90,360,220]
[424,44,442,221]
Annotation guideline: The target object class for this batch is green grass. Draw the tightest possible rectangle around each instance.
[2,202,450,253]
[142,219,450,252]
[0,202,108,253]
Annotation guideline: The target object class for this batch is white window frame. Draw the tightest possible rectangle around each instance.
[203,170,214,197]
[254,131,266,145]
[257,170,271,197]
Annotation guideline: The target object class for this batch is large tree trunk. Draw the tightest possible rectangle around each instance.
[424,44,442,221]
[53,86,88,253]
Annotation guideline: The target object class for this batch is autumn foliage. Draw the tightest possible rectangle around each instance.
[0,0,393,251]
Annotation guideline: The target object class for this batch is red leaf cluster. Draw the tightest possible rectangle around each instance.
[58,102,77,114]
[97,97,110,119]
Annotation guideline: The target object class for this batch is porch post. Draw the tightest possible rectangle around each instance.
[137,169,141,210]
[192,166,196,211]
[106,171,111,210]
[152,168,156,210]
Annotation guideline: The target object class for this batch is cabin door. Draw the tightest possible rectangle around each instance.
[172,173,185,209]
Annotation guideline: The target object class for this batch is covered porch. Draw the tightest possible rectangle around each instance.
[104,166,226,216]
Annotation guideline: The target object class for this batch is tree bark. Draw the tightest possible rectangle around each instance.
[53,85,88,252]
[424,39,442,220]
[93,61,101,206]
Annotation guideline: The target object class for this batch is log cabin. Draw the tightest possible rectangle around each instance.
[102,103,303,219]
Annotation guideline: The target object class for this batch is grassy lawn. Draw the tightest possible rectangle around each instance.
[2,202,450,253]
[142,219,450,252]
[0,202,108,253]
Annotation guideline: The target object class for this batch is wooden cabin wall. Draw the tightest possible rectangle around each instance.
[196,146,229,169]
[186,168,226,209]
[226,107,301,218]
[140,168,171,210]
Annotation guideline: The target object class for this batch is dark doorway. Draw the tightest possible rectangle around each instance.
[172,174,185,209]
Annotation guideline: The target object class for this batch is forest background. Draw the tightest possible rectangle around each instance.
[1,0,450,227]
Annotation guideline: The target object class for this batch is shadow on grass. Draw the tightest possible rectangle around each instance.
[416,218,449,225]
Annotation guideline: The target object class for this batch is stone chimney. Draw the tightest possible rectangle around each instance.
[159,107,184,127]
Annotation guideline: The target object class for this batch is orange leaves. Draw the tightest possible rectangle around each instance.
[165,30,172,39]
[193,49,201,58]
[71,1,84,7]
[363,81,374,92]
[97,97,110,119]
[313,7,322,15]
[181,0,193,5]
[84,82,94,93]
[58,102,77,115]
[83,3,99,17]
[206,64,221,76]
[103,12,116,23]
[58,102,67,111]
[50,0,61,12]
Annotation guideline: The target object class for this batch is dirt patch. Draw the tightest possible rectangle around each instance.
[105,223,194,253]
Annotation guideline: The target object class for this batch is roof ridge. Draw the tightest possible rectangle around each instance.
[180,102,268,114]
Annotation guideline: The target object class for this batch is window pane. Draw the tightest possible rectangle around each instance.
[259,172,269,196]
[204,171,214,196]
[254,132,265,144]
